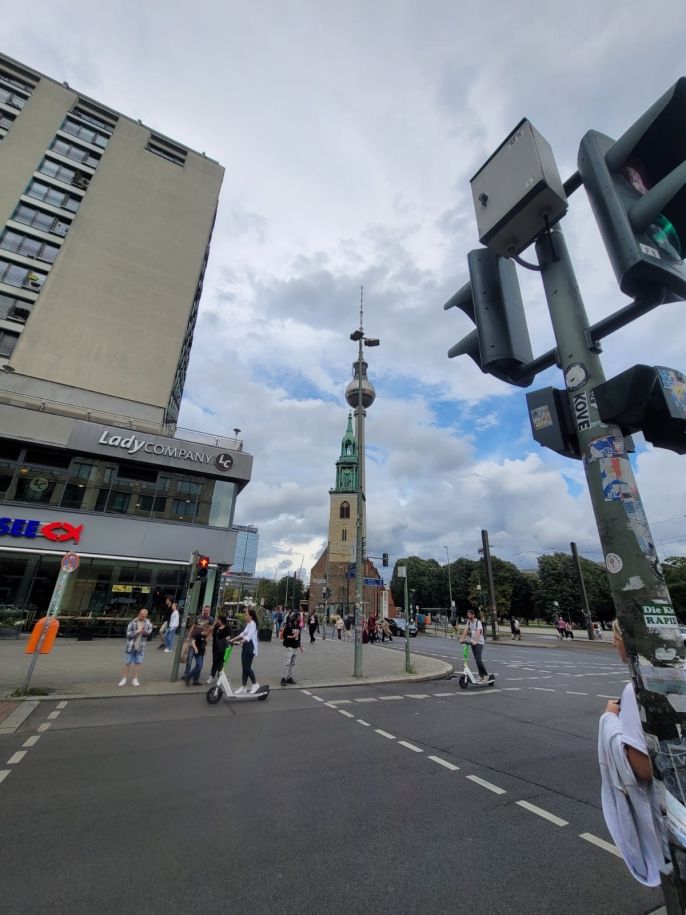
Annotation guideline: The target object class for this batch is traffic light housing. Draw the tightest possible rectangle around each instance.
[197,555,210,580]
[444,248,534,387]
[593,365,686,454]
[578,78,686,301]
[382,552,389,567]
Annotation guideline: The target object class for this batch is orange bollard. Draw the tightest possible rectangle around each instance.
[25,617,59,655]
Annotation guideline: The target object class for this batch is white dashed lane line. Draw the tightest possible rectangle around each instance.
[338,709,355,719]
[375,729,396,740]
[56,701,68,710]
[0,770,10,784]
[428,755,459,771]
[47,710,61,720]
[22,735,40,748]
[398,740,423,753]
[356,719,371,726]
[466,775,506,795]
[567,691,587,696]
[7,751,26,765]
[37,723,51,733]
[580,832,622,858]
[516,800,568,827]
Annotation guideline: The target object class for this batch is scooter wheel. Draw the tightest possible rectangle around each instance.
[487,678,496,687]
[458,674,469,689]
[258,691,269,701]
[206,686,222,705]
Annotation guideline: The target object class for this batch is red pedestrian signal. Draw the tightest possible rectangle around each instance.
[197,555,210,580]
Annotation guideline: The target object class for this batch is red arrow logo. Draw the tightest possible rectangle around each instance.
[41,521,83,544]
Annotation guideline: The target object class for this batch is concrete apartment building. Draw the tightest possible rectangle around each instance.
[0,53,252,620]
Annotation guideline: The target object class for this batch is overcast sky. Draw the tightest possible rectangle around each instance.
[5,0,686,582]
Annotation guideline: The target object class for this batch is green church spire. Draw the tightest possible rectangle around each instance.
[332,413,357,492]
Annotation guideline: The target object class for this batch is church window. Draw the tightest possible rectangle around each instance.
[341,528,347,541]
[340,501,350,519]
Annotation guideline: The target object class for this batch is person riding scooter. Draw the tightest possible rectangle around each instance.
[460,609,490,682]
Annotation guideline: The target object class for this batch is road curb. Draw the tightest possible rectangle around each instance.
[0,700,39,734]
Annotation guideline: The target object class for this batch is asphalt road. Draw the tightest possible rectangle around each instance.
[0,638,663,915]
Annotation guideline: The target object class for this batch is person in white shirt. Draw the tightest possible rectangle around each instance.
[230,607,260,695]
[598,619,671,887]
[164,602,179,652]
[460,609,490,681]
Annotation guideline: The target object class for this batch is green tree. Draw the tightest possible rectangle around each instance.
[537,551,613,624]
[510,573,537,622]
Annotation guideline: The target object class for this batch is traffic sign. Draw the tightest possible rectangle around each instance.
[61,551,79,573]
[364,577,384,587]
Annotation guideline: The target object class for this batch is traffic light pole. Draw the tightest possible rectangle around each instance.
[481,530,498,640]
[570,541,595,640]
[170,551,200,683]
[536,224,686,912]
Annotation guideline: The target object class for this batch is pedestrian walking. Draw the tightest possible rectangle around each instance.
[164,601,179,652]
[273,606,284,637]
[367,614,378,644]
[182,620,208,686]
[335,615,344,640]
[281,609,303,685]
[118,608,153,686]
[158,597,173,649]
[229,607,261,694]
[308,611,319,643]
[381,618,393,642]
[556,616,567,639]
[460,609,490,681]
[565,620,574,640]
[344,612,353,641]
[510,617,521,640]
[597,620,671,886]
[208,615,231,681]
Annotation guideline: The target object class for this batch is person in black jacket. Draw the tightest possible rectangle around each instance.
[182,622,207,686]
[208,616,231,683]
[281,610,303,685]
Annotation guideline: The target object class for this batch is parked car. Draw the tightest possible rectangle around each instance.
[385,617,417,637]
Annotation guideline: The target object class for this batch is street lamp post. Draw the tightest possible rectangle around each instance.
[346,288,379,678]
[444,546,453,618]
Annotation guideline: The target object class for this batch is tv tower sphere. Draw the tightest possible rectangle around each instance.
[345,358,376,409]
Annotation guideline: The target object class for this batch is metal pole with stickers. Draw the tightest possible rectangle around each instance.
[443,81,686,911]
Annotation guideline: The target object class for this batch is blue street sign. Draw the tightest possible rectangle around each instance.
[363,577,384,587]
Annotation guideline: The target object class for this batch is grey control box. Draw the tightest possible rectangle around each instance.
[470,119,567,257]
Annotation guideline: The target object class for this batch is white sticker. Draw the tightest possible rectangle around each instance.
[606,553,623,574]
[640,242,661,259]
[564,362,589,392]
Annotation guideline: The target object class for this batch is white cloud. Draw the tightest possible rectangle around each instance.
[6,0,686,582]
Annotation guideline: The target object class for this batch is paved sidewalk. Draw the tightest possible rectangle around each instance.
[0,633,452,701]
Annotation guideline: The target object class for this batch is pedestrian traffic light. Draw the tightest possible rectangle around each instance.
[197,555,210,580]
[382,552,389,567]
[578,78,686,301]
[593,365,686,454]
[444,248,534,387]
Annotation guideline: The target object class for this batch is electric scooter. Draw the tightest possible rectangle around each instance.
[458,643,496,689]
[206,645,270,704]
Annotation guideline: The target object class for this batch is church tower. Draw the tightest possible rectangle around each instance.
[328,412,359,568]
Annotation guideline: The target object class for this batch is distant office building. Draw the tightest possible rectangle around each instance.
[232,524,259,576]
[0,54,252,618]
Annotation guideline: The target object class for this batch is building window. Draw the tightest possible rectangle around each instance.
[172,499,197,519]
[340,501,350,519]
[0,293,32,324]
[0,85,26,110]
[176,479,201,495]
[60,482,86,510]
[0,329,20,357]
[134,494,167,513]
[25,179,80,213]
[60,115,110,149]
[146,134,187,167]
[49,137,100,168]
[107,491,131,513]
[341,528,347,542]
[0,259,45,290]
[72,105,116,134]
[0,229,60,264]
[38,157,90,191]
[12,202,70,237]
[0,110,16,135]
[71,462,95,480]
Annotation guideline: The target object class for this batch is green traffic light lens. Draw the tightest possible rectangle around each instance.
[648,214,683,263]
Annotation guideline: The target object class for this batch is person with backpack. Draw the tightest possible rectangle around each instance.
[460,609,490,681]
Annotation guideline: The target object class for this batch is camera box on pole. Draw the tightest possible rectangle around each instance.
[470,119,567,257]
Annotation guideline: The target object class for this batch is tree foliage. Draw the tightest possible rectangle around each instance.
[536,552,613,623]
[663,557,686,619]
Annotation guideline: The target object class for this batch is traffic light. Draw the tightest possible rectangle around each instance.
[444,248,534,387]
[578,78,686,301]
[593,365,686,454]
[382,552,389,567]
[197,555,210,580]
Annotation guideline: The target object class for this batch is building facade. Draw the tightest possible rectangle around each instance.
[0,54,252,621]
[309,414,394,619]
[232,524,259,576]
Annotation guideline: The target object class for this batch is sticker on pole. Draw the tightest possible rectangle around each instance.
[605,553,623,574]
[642,602,678,628]
[61,551,80,573]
